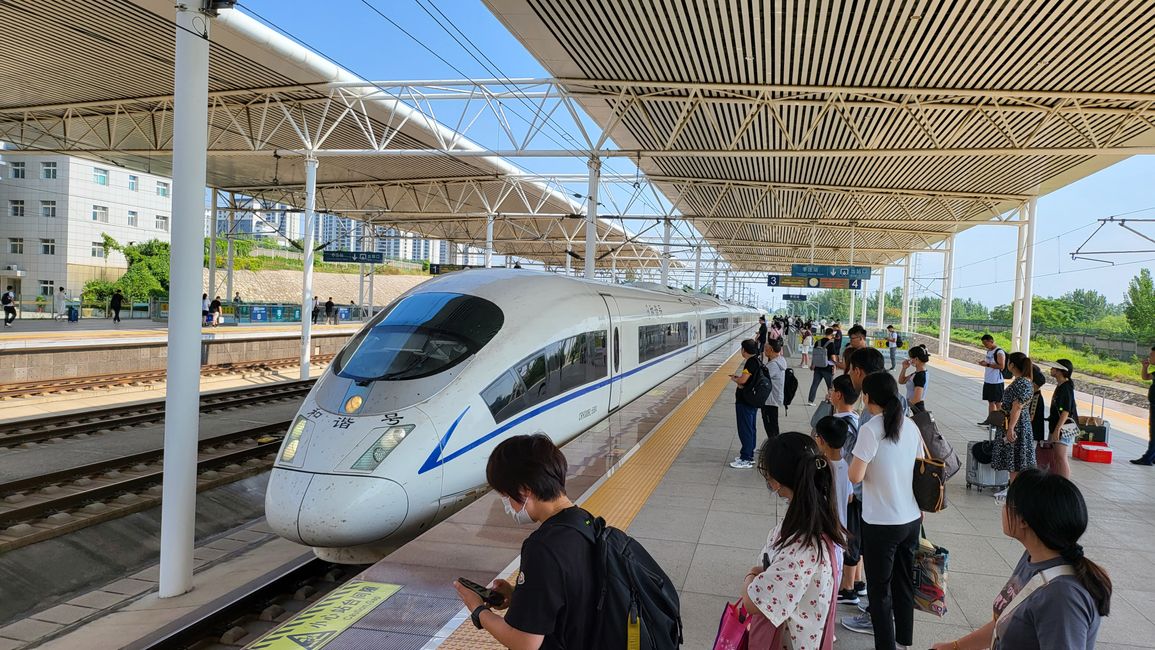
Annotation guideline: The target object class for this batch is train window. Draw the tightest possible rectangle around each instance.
[333,292,503,382]
[637,322,689,363]
[705,317,728,336]
[590,330,608,381]
[481,370,526,423]
[516,354,550,408]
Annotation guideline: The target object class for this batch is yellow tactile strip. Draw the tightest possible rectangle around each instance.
[440,352,739,648]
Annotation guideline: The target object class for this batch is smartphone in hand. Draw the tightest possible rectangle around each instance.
[458,577,505,607]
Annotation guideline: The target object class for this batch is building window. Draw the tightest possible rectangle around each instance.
[9,161,24,179]
[155,214,169,231]
[40,200,56,218]
[127,210,138,227]
[93,167,109,186]
[91,242,106,258]
[128,174,138,191]
[39,280,54,296]
[9,200,24,217]
[156,181,170,197]
[41,162,57,179]
[40,239,56,255]
[91,205,109,223]
[8,238,23,254]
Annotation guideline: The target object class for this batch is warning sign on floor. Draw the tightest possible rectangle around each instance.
[246,581,402,649]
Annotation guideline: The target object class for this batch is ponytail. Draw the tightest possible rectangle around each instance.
[1063,544,1113,616]
[862,372,904,442]
[758,433,846,558]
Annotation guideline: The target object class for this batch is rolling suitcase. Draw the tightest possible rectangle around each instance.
[67,306,78,323]
[965,427,1009,492]
[1077,395,1111,444]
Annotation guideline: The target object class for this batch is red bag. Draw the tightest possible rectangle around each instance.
[713,601,750,650]
[1035,442,1059,472]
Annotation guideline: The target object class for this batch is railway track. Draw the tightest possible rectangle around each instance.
[0,379,315,448]
[0,422,291,553]
[134,556,366,650]
[0,354,334,400]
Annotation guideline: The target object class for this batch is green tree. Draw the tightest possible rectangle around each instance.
[991,304,1013,322]
[1061,288,1111,322]
[1124,268,1155,340]
[82,237,171,302]
[1030,296,1079,329]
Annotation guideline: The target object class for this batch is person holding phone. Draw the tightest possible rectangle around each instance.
[729,339,763,469]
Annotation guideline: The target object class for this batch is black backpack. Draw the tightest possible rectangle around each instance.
[782,368,799,413]
[742,364,772,407]
[895,334,904,347]
[994,347,1013,380]
[560,516,683,649]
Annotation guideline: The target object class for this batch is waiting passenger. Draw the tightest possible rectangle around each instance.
[827,376,867,605]
[990,352,1036,499]
[840,372,921,649]
[1134,347,1155,465]
[846,346,907,427]
[729,339,763,469]
[799,328,813,368]
[742,432,844,649]
[761,338,787,439]
[898,344,930,414]
[455,434,595,649]
[806,328,838,406]
[1045,359,1079,479]
[930,469,1111,650]
[814,415,852,535]
[836,324,869,373]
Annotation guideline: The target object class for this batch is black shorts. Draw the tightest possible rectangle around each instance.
[982,382,1005,403]
[843,496,862,566]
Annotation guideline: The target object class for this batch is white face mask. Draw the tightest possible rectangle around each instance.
[501,495,534,525]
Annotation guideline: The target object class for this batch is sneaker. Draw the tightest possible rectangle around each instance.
[993,488,1008,499]
[729,459,755,469]
[840,612,874,635]
[857,602,869,613]
[854,581,867,597]
[806,401,815,406]
[836,589,860,605]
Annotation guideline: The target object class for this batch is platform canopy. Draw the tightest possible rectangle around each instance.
[481,0,1155,270]
[0,0,663,270]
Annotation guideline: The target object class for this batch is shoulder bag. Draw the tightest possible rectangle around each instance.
[913,436,948,513]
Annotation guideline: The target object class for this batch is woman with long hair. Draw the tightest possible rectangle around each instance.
[898,344,931,414]
[742,432,846,649]
[932,469,1111,649]
[991,352,1037,498]
[840,372,922,649]
[799,328,813,368]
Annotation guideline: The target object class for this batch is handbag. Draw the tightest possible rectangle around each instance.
[712,601,750,650]
[911,410,961,480]
[747,538,839,650]
[913,437,948,513]
[987,411,1007,430]
[914,531,949,617]
[809,400,834,430]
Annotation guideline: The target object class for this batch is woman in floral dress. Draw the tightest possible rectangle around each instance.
[991,352,1036,497]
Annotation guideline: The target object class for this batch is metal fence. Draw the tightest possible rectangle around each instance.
[940,320,1149,361]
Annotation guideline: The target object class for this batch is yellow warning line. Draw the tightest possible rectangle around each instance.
[439,352,739,648]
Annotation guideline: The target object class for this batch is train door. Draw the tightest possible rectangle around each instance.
[600,294,623,413]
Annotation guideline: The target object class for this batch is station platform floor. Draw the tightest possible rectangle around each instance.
[0,320,361,351]
[227,346,1155,650]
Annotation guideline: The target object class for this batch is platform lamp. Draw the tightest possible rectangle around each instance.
[203,0,237,13]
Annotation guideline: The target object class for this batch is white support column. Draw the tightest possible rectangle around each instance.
[484,214,494,268]
[694,244,701,292]
[357,223,366,314]
[159,2,211,599]
[1020,198,1038,355]
[585,158,600,279]
[901,256,912,333]
[368,227,376,317]
[939,234,956,359]
[564,243,572,275]
[207,190,217,298]
[225,202,234,303]
[848,230,857,324]
[876,266,886,328]
[299,155,318,380]
[660,218,671,286]
[1011,205,1028,351]
[712,257,719,296]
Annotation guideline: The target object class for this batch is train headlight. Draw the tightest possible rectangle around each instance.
[350,425,415,471]
[280,417,312,465]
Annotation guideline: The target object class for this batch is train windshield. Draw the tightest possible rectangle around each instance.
[334,292,504,382]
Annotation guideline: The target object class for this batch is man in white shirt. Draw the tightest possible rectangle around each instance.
[977,334,1007,426]
[886,324,898,370]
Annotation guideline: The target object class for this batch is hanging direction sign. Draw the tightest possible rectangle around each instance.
[782,294,808,301]
[322,250,384,264]
[791,264,872,280]
[766,274,808,287]
[768,275,862,290]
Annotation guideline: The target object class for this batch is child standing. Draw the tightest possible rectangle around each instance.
[829,374,867,605]
[815,415,853,583]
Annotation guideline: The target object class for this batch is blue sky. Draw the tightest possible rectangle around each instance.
[241,0,1155,308]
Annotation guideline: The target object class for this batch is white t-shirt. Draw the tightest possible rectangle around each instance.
[984,347,1006,385]
[748,523,837,650]
[887,331,897,348]
[830,458,851,529]
[852,414,922,525]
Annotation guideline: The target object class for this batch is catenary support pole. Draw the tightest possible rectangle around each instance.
[1011,205,1028,351]
[357,222,366,315]
[585,158,600,279]
[694,244,701,292]
[939,234,956,359]
[712,257,719,296]
[299,155,318,380]
[159,1,212,599]
[208,189,217,298]
[225,200,234,304]
[484,214,494,268]
[848,229,857,324]
[1021,198,1037,355]
[367,227,376,316]
[660,218,671,286]
[877,266,886,328]
[901,255,912,333]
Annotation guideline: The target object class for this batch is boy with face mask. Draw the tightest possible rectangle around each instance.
[454,434,596,650]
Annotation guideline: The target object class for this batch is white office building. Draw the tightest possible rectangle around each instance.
[0,153,173,298]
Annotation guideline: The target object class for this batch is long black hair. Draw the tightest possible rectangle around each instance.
[757,432,846,557]
[861,372,904,442]
[1007,351,1032,377]
[908,344,930,363]
[1006,469,1112,616]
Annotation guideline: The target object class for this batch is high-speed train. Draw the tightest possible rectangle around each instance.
[267,269,759,562]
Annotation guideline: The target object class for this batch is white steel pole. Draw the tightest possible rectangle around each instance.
[712,257,718,295]
[1011,208,1028,351]
[901,255,912,333]
[585,158,600,279]
[368,227,376,317]
[299,155,318,380]
[484,214,494,268]
[159,2,211,599]
[876,266,886,328]
[660,218,671,286]
[694,244,701,292]
[848,230,857,324]
[225,202,234,304]
[207,190,217,298]
[565,244,572,275]
[357,223,366,314]
[939,234,956,359]
[1021,198,1038,355]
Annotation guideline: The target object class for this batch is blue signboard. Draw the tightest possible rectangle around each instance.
[323,250,385,264]
[791,264,872,280]
[782,294,808,301]
[250,306,267,322]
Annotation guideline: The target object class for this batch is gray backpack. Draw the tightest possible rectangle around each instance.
[810,341,828,369]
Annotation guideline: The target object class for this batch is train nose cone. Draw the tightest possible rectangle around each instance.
[295,475,409,547]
